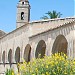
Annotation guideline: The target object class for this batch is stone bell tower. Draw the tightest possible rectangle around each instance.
[16,0,30,28]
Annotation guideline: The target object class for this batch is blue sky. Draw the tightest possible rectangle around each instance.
[0,0,74,33]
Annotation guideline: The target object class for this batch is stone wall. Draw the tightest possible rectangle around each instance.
[0,19,75,74]
[0,25,30,74]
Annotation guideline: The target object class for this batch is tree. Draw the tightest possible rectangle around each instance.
[41,10,62,19]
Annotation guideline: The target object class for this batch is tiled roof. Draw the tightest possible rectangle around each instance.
[0,30,6,38]
[0,17,75,39]
[29,17,75,37]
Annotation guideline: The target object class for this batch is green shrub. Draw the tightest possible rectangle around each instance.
[5,69,15,75]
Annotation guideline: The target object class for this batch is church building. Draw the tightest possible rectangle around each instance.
[0,0,75,74]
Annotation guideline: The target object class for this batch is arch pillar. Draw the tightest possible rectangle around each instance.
[45,38,51,56]
[0,50,2,63]
[5,43,9,64]
[31,42,36,59]
[11,48,18,73]
[5,50,10,71]
[67,39,73,58]
[6,50,9,63]
[20,48,22,63]
[46,38,55,56]
[66,28,74,59]
[0,51,1,63]
[12,49,16,63]
[73,28,75,58]
[13,49,16,63]
[67,41,71,58]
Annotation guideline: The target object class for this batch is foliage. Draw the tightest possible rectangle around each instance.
[19,53,75,75]
[41,10,62,19]
[5,69,15,75]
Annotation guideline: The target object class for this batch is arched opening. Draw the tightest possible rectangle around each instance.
[2,51,5,66]
[15,47,20,63]
[52,35,68,54]
[21,12,24,20]
[22,2,25,5]
[8,49,12,67]
[35,40,46,58]
[15,47,20,72]
[24,44,31,62]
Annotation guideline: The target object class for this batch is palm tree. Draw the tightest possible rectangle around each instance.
[41,10,62,19]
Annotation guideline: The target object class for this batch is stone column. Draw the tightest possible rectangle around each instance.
[45,38,51,56]
[0,44,2,63]
[12,39,16,63]
[73,26,75,58]
[67,40,72,58]
[20,40,23,63]
[31,42,36,59]
[5,42,8,64]
[45,37,55,56]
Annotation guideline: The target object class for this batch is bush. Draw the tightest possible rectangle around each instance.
[19,53,75,75]
[5,69,15,75]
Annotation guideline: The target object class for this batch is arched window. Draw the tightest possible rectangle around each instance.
[15,47,20,72]
[22,2,24,5]
[35,40,46,58]
[21,12,24,20]
[24,44,31,62]
[52,35,68,54]
[15,47,20,63]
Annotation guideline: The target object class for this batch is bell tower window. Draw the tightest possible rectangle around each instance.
[21,12,24,20]
[22,2,24,5]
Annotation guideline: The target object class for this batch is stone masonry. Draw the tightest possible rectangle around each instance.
[0,0,75,74]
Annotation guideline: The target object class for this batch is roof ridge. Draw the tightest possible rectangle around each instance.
[30,17,75,24]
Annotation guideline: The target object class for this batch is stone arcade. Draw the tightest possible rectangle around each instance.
[0,0,75,74]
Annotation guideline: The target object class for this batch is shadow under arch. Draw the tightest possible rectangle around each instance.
[15,47,20,63]
[15,47,20,73]
[35,40,46,58]
[24,44,31,62]
[8,49,12,67]
[52,35,68,54]
[2,51,5,67]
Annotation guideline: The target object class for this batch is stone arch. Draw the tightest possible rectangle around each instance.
[8,49,12,67]
[24,44,31,62]
[15,47,20,63]
[2,51,5,64]
[52,35,68,54]
[35,40,46,58]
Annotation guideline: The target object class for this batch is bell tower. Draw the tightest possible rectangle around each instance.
[16,0,30,28]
